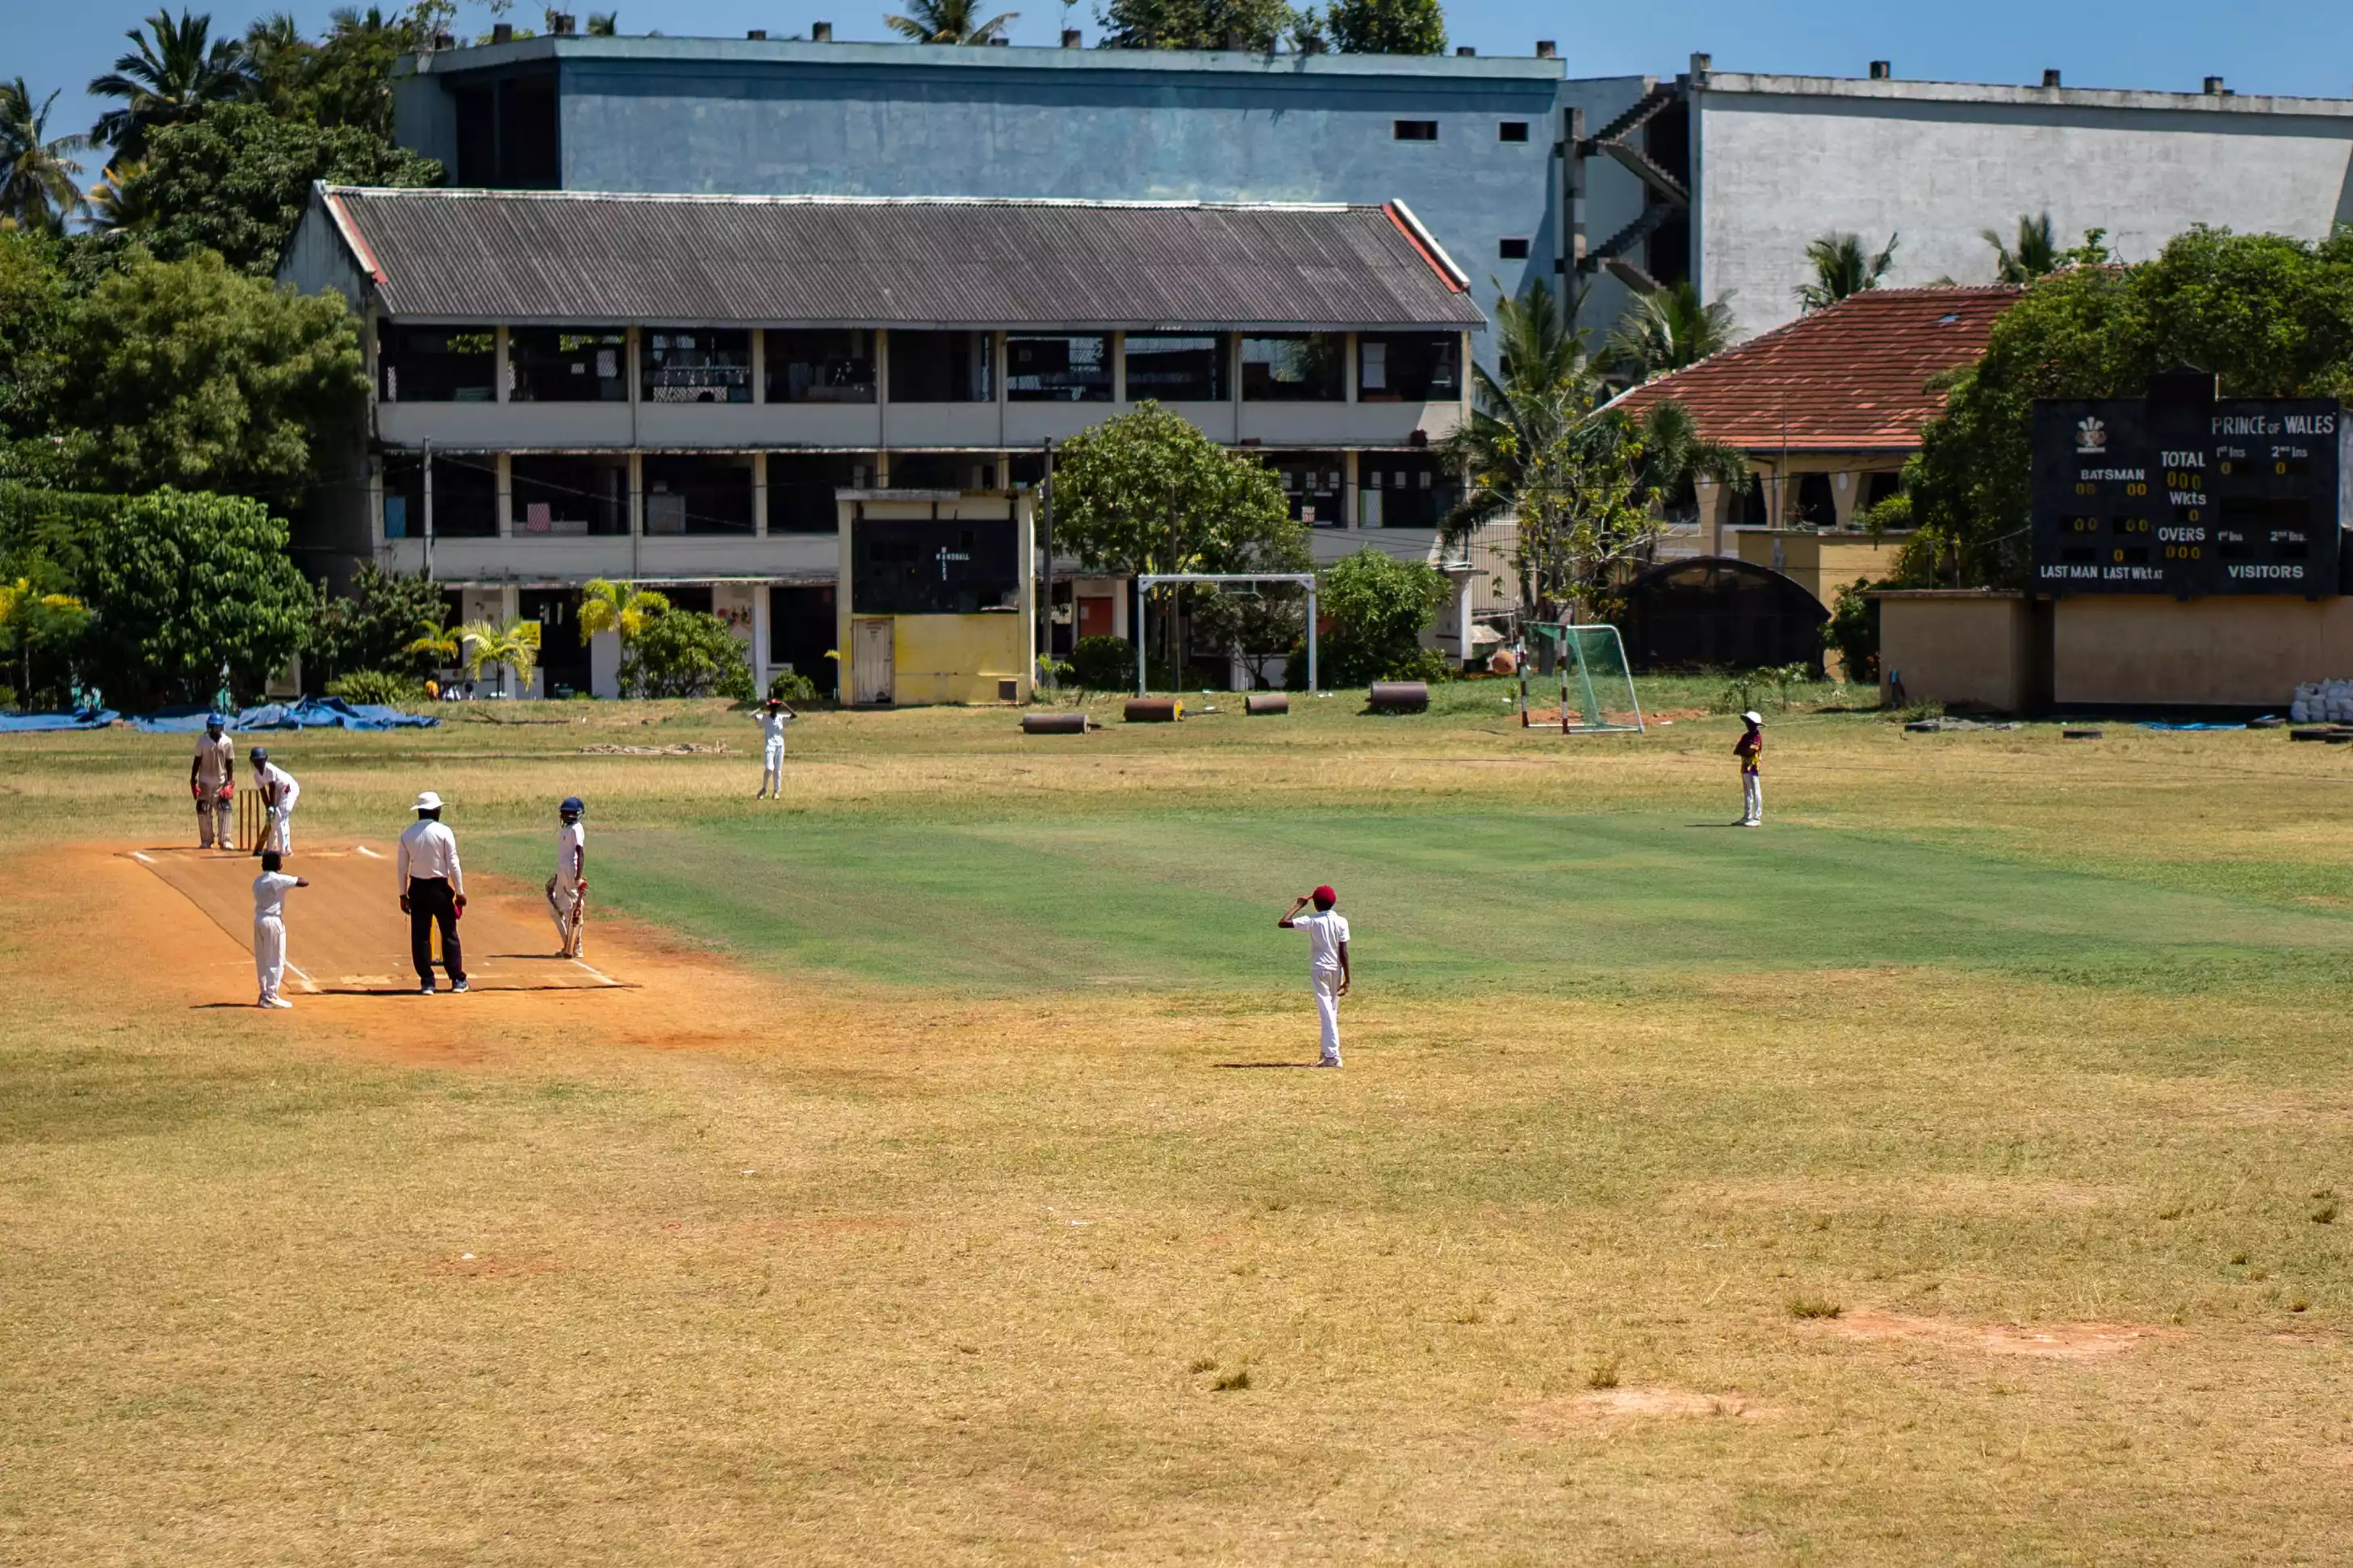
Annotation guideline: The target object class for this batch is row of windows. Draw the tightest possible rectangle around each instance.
[377,328,1462,406]
[1394,120,1533,143]
[379,449,1461,537]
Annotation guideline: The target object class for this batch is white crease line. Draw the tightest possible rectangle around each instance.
[130,851,156,863]
[286,960,319,994]
[354,845,383,859]
[570,958,620,986]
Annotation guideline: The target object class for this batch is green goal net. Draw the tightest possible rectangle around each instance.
[1521,622,1644,734]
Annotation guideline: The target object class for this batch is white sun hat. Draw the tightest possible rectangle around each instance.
[1741,710,1763,725]
[415,790,444,812]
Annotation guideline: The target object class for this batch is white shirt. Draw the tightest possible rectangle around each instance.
[556,820,585,880]
[252,870,300,922]
[396,817,464,892]
[758,711,793,749]
[1292,909,1350,972]
[256,762,299,806]
[194,734,235,788]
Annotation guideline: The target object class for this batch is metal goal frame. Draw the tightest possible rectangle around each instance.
[1133,573,1320,697]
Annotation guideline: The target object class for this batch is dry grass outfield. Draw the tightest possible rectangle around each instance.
[6,699,2353,1562]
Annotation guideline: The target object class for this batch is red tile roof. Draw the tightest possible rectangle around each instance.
[1610,286,2020,453]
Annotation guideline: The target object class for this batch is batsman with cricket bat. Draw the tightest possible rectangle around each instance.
[546,796,588,959]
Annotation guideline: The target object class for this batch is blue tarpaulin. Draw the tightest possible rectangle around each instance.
[0,708,119,732]
[128,697,438,734]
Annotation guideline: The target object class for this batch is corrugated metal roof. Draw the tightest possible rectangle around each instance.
[316,186,1486,331]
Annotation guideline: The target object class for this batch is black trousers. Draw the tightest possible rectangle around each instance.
[408,876,466,985]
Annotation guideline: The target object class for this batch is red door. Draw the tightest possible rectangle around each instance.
[1077,596,1114,640]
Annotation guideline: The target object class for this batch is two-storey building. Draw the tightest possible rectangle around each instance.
[280,183,1482,695]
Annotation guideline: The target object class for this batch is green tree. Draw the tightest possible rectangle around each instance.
[576,578,671,646]
[303,8,425,137]
[87,8,252,160]
[1898,225,2353,590]
[1187,580,1305,689]
[1,81,90,234]
[1983,211,2059,284]
[1795,231,1899,313]
[1313,548,1449,687]
[84,157,156,234]
[241,12,316,115]
[1322,0,1442,53]
[454,614,541,697]
[310,563,448,685]
[128,102,441,274]
[0,571,89,708]
[1820,576,1880,684]
[61,249,367,509]
[0,232,69,443]
[1097,0,1302,50]
[885,0,1019,43]
[1603,281,1736,382]
[1049,399,1304,672]
[82,488,312,707]
[621,608,755,699]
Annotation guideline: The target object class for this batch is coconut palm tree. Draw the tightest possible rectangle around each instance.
[84,157,153,232]
[576,579,671,647]
[1602,282,1737,383]
[88,9,251,159]
[884,0,1019,44]
[1983,211,2059,284]
[454,616,542,697]
[1794,231,1899,313]
[0,80,89,233]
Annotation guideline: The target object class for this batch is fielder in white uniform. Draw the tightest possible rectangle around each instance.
[754,697,798,800]
[251,851,307,1008]
[546,796,588,957]
[191,717,235,848]
[249,747,299,854]
[1279,885,1352,1068]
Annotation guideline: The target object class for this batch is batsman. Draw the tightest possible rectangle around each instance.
[190,714,234,849]
[546,796,588,959]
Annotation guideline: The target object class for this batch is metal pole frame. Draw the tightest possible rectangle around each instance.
[1133,572,1318,699]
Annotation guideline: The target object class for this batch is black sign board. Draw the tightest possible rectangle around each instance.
[851,518,1021,616]
[2031,395,2347,596]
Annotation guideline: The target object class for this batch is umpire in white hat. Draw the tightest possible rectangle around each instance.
[396,790,469,994]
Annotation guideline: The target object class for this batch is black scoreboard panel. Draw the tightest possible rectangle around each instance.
[2031,397,2345,595]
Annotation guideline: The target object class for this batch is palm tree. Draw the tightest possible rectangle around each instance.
[585,12,620,34]
[885,0,1019,44]
[0,80,89,233]
[1628,397,1752,510]
[85,157,153,232]
[454,616,542,697]
[88,9,250,158]
[1602,282,1737,383]
[1794,232,1899,313]
[242,12,315,111]
[576,579,671,646]
[1983,211,2059,284]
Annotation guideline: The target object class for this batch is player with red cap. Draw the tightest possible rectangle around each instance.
[1279,884,1351,1068]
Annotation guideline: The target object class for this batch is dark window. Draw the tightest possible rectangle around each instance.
[1865,471,1903,510]
[1358,334,1459,402]
[889,453,999,491]
[1124,333,1228,401]
[508,328,627,403]
[521,589,588,696]
[889,331,994,403]
[1268,453,1344,527]
[1241,335,1344,402]
[1793,472,1837,528]
[661,585,714,617]
[382,450,496,538]
[1394,119,1438,141]
[770,584,838,698]
[511,454,628,536]
[498,74,559,188]
[852,519,1021,615]
[642,454,755,536]
[765,329,876,403]
[1358,454,1462,529]
[768,452,871,533]
[642,329,751,404]
[453,86,494,186]
[379,324,496,403]
[1007,450,1047,489]
[1499,120,1530,142]
[1007,335,1112,402]
[1499,237,1531,260]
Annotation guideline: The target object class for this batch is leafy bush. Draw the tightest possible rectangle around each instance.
[82,488,312,708]
[1070,634,1137,692]
[1822,577,1882,686]
[767,668,819,703]
[1309,549,1452,688]
[621,609,755,700]
[311,564,447,687]
[324,670,426,706]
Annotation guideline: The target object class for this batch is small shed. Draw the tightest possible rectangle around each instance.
[835,490,1036,705]
[1615,555,1829,672]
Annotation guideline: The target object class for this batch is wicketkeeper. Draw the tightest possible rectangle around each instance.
[191,715,235,849]
[249,746,299,855]
[546,796,588,959]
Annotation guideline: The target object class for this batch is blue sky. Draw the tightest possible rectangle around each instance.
[10,0,2351,169]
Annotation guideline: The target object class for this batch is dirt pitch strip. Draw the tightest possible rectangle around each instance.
[128,843,624,995]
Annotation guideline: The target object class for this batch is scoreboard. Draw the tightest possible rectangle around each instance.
[2031,395,2348,596]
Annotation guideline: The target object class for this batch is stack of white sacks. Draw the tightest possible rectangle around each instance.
[2289,680,2353,722]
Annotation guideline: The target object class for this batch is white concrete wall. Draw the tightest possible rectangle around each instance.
[1696,75,2353,341]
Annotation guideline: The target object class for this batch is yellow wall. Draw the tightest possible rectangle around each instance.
[1878,592,2035,713]
[2054,596,2353,708]
[1732,530,1913,608]
[890,613,1032,705]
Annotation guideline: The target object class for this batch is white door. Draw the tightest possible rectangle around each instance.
[853,618,894,705]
